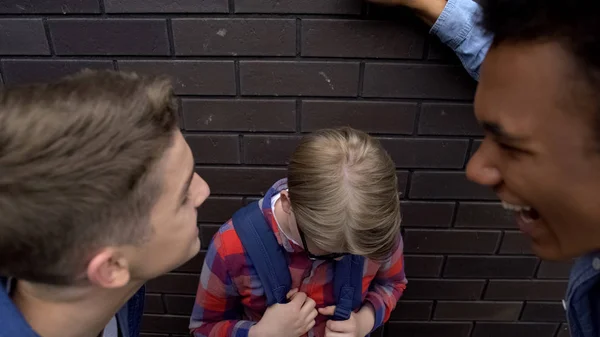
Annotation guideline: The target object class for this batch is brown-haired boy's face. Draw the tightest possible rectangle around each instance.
[126,130,210,280]
[466,41,600,261]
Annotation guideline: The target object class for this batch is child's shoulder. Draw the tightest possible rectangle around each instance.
[211,219,246,256]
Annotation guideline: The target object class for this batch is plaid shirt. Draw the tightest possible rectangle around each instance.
[189,179,407,337]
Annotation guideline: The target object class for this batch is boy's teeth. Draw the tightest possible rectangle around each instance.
[501,201,531,212]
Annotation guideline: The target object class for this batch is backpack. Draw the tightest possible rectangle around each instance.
[231,201,365,321]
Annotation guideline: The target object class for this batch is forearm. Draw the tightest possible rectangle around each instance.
[429,0,493,80]
[363,236,407,330]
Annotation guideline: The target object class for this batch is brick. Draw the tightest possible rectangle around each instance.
[363,63,476,99]
[119,61,236,95]
[472,323,558,337]
[146,273,199,294]
[196,167,286,195]
[190,102,294,132]
[520,302,566,322]
[371,326,384,337]
[537,260,573,279]
[301,19,423,59]
[385,322,472,337]
[556,324,569,337]
[105,0,227,12]
[379,138,468,169]
[0,0,99,13]
[240,61,360,97]
[403,255,443,277]
[301,100,417,135]
[197,197,243,223]
[419,103,482,136]
[470,140,482,157]
[182,99,295,132]
[0,19,49,55]
[397,171,409,197]
[173,19,295,56]
[409,172,497,200]
[141,314,189,334]
[244,197,260,205]
[49,19,169,56]
[200,225,220,249]
[499,231,533,255]
[164,295,195,315]
[428,38,461,63]
[185,134,240,164]
[243,135,300,165]
[403,229,500,254]
[403,279,485,300]
[1,59,114,86]
[400,201,455,228]
[144,294,164,314]
[454,202,515,229]
[174,251,206,273]
[484,280,567,301]
[444,256,538,278]
[365,3,420,20]
[235,0,362,14]
[389,301,433,321]
[434,301,522,321]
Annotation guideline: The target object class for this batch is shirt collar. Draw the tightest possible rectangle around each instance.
[567,251,600,300]
[0,278,40,337]
[261,178,304,254]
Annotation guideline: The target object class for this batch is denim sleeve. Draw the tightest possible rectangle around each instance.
[429,0,493,81]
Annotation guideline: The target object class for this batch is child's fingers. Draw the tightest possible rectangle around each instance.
[286,288,299,299]
[318,305,336,316]
[305,308,318,325]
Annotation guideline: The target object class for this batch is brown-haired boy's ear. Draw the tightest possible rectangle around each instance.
[279,190,293,215]
[87,249,130,289]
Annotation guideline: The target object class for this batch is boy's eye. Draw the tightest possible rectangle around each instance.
[498,142,518,151]
[497,142,530,156]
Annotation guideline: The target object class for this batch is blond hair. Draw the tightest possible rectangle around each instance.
[287,127,401,261]
[0,70,178,285]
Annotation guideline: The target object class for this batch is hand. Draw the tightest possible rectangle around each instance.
[250,289,318,337]
[318,306,361,337]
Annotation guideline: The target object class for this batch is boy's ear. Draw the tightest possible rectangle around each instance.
[87,248,130,289]
[280,190,292,214]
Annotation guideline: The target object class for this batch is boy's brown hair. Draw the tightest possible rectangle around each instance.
[288,127,401,261]
[0,70,178,285]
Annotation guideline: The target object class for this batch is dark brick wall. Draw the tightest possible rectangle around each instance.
[0,1,569,336]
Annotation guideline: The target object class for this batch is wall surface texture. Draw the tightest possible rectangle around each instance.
[0,1,570,336]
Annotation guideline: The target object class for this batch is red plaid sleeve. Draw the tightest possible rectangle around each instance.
[189,222,256,337]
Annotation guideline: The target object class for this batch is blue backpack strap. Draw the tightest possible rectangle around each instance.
[231,201,292,307]
[123,285,145,337]
[332,255,365,321]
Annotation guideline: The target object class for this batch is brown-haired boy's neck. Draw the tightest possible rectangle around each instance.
[11,279,144,337]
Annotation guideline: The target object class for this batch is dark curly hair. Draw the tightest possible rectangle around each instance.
[480,0,600,139]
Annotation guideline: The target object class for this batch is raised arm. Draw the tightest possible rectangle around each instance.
[368,0,493,80]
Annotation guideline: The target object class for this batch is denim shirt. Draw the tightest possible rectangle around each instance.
[431,1,600,336]
[0,277,145,337]
[430,0,492,81]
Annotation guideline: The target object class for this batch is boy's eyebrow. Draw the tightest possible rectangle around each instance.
[179,164,195,203]
[481,121,527,143]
